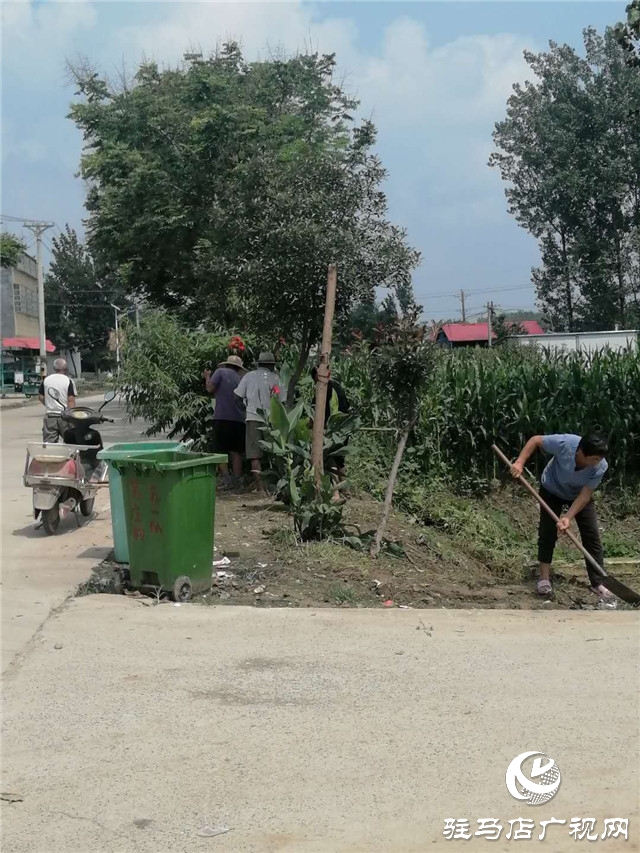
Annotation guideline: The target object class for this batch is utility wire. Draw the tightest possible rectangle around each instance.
[415,284,533,300]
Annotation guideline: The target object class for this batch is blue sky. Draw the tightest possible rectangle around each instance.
[1,1,627,321]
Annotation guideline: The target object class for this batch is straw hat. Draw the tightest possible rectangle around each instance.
[217,354,247,373]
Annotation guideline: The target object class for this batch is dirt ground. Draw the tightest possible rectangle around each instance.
[82,485,640,611]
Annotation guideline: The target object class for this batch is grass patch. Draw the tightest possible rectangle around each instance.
[329,584,359,605]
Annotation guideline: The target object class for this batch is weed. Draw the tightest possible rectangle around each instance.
[329,584,359,605]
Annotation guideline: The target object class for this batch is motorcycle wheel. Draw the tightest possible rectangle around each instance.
[80,497,95,517]
[42,504,60,535]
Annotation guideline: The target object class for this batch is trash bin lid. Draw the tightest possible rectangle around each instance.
[98,440,184,461]
[111,450,227,473]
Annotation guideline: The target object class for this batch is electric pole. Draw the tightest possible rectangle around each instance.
[458,289,466,322]
[487,301,494,348]
[111,304,122,373]
[1,215,54,376]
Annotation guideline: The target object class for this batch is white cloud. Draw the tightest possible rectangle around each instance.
[2,0,98,82]
[114,2,358,69]
[1,0,539,305]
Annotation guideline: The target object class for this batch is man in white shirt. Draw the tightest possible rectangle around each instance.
[234,351,283,492]
[38,358,76,442]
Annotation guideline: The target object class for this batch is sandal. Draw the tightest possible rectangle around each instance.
[590,584,614,599]
[537,579,552,596]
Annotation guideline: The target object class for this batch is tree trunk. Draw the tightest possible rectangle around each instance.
[614,232,626,327]
[370,421,414,559]
[561,230,574,331]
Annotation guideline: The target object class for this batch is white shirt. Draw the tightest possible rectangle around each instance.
[40,373,77,412]
[234,369,282,422]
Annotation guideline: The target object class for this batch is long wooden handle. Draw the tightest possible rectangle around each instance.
[491,444,606,579]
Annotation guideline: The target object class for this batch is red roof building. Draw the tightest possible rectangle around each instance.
[436,321,544,347]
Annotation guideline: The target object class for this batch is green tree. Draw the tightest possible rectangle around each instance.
[336,298,397,347]
[614,0,640,66]
[69,44,420,393]
[44,226,123,373]
[369,311,435,557]
[490,28,640,331]
[0,232,27,268]
[492,312,526,344]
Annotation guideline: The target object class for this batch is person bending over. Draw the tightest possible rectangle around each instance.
[511,432,611,599]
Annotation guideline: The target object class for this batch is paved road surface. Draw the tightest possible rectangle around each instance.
[1,394,154,672]
[2,396,638,852]
[2,599,638,852]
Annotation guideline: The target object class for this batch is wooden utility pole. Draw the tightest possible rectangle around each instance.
[311,264,337,485]
[487,301,494,348]
[459,289,466,322]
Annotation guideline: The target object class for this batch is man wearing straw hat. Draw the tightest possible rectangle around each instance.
[204,354,246,490]
[234,351,283,493]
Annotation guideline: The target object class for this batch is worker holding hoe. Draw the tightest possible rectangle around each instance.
[510,432,613,599]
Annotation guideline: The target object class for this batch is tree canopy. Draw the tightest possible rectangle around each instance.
[69,44,420,374]
[614,0,640,66]
[44,226,123,371]
[0,232,27,268]
[490,28,640,331]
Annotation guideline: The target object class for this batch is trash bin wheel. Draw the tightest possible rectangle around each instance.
[172,576,192,603]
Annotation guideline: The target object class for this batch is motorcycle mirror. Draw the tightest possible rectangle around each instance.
[48,387,62,402]
[99,389,117,411]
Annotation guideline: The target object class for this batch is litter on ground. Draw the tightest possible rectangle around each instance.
[196,825,232,838]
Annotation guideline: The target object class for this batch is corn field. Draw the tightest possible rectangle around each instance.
[335,345,640,486]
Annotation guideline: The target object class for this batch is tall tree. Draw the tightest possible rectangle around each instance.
[69,44,420,387]
[614,0,640,66]
[44,226,122,372]
[0,232,27,268]
[490,28,640,331]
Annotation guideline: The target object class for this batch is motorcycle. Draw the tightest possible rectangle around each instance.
[24,390,117,534]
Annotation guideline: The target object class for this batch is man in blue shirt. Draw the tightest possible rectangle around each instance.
[511,433,610,598]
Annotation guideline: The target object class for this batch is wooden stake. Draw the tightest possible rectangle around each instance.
[311,264,337,486]
[370,420,414,558]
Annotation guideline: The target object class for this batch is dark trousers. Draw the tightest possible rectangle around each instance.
[538,485,603,587]
[42,413,64,443]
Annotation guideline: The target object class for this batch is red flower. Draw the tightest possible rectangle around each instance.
[270,384,281,396]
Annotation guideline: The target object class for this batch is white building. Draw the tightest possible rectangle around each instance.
[511,329,638,354]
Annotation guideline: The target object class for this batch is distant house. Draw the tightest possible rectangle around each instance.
[1,251,40,340]
[512,329,638,354]
[1,251,56,391]
[435,321,544,348]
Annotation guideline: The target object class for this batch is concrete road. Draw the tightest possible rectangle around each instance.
[0,394,154,672]
[2,599,638,852]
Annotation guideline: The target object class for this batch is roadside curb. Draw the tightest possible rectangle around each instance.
[0,398,38,412]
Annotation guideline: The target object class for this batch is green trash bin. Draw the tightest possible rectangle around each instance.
[112,450,226,601]
[98,441,185,563]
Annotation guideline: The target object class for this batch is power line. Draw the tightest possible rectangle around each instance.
[415,284,534,301]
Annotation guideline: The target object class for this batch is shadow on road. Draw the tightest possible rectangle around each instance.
[11,514,100,540]
[77,545,113,561]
